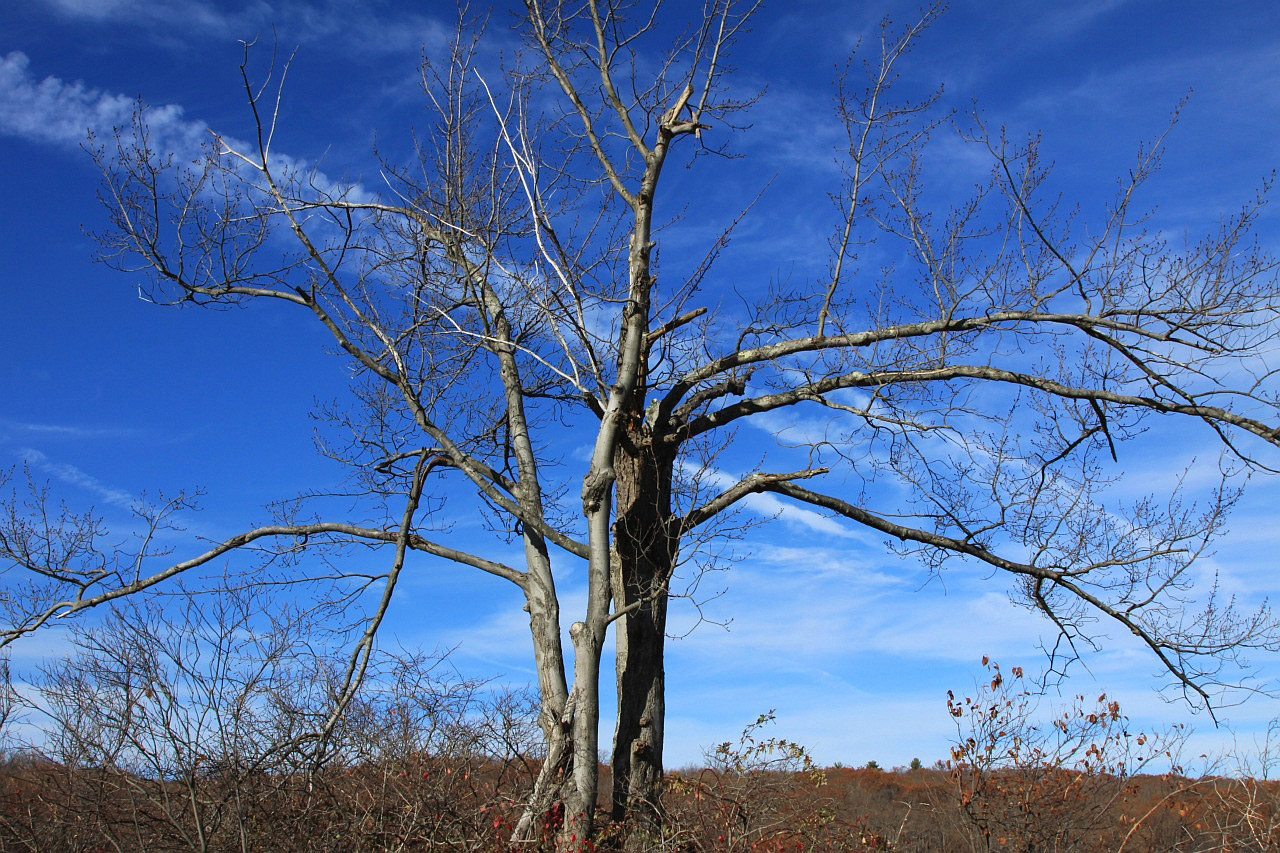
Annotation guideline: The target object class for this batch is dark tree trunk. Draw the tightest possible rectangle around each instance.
[609,429,676,836]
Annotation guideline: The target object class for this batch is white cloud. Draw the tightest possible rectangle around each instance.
[0,50,212,160]
[1027,0,1132,40]
[665,688,953,769]
[0,50,374,211]
[860,590,1048,662]
[739,490,859,538]
[0,51,146,147]
[19,448,135,509]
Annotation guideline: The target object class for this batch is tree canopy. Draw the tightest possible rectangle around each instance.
[2,1,1279,846]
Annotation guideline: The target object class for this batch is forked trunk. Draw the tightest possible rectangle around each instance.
[514,717,573,843]
[513,613,606,851]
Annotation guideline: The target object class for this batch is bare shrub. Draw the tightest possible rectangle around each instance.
[941,658,1188,852]
[649,711,863,851]
[1174,719,1280,851]
[2,584,542,852]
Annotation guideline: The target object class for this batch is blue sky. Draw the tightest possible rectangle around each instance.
[3,0,1280,769]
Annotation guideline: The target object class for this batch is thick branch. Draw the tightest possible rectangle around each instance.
[680,468,827,533]
[2,521,526,649]
[680,360,1280,450]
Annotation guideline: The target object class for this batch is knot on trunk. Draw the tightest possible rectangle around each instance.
[581,467,615,514]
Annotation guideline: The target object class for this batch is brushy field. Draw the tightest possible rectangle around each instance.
[1,750,1276,850]
[3,660,1278,852]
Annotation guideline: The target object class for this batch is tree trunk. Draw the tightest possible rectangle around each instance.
[564,617,606,848]
[610,582,668,838]
[512,560,575,845]
[610,433,676,839]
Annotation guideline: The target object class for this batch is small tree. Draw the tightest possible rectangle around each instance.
[3,2,1280,846]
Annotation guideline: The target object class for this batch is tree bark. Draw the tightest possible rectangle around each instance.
[610,430,676,837]
[513,565,574,844]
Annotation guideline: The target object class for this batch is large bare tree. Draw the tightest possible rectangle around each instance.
[3,1,1279,846]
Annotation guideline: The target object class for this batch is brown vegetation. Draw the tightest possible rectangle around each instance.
[4,735,1280,850]
[3,628,1279,851]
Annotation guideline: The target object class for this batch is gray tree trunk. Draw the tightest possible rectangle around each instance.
[610,429,677,837]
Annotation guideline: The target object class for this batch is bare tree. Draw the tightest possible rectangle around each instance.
[3,2,1279,846]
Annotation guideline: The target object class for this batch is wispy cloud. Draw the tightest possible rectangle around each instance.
[1012,40,1280,154]
[0,419,142,440]
[19,448,134,509]
[860,590,1048,662]
[38,0,258,37]
[33,0,453,58]
[740,489,860,538]
[1025,0,1133,40]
